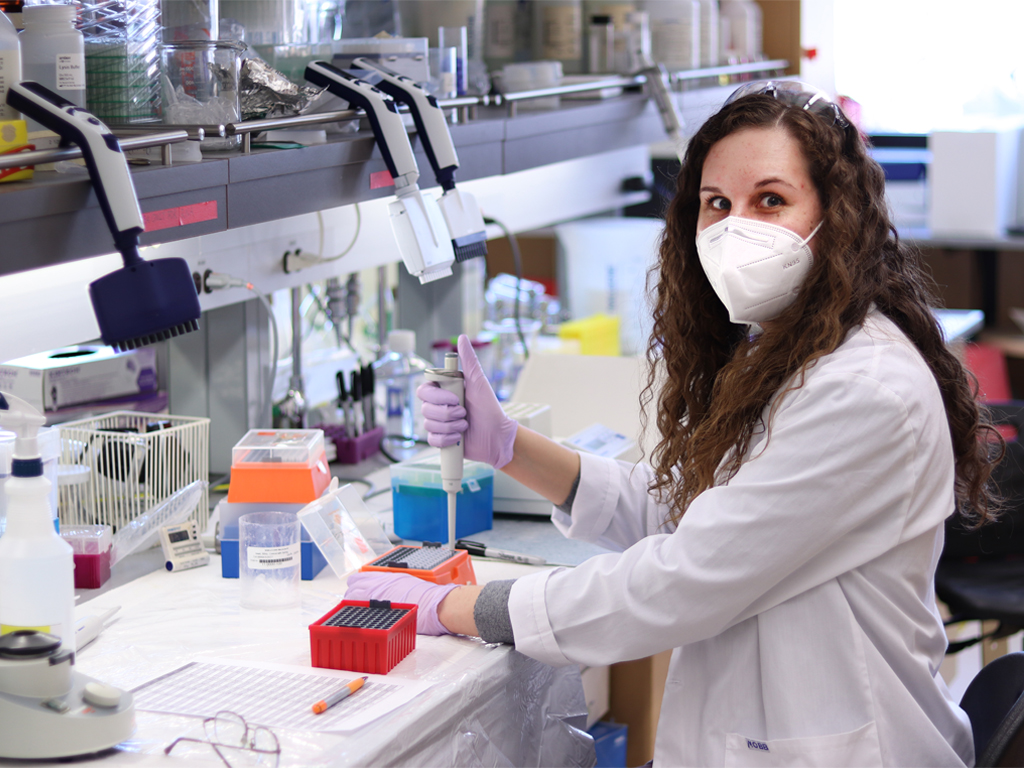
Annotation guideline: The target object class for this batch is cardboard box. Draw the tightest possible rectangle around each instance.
[581,664,611,729]
[608,650,672,768]
[0,345,157,412]
[929,126,1022,238]
[485,234,558,296]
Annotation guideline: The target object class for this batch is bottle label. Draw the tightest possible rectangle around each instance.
[56,53,85,91]
[487,4,515,58]
[541,5,582,60]
[0,53,13,121]
[246,543,300,570]
[386,384,406,418]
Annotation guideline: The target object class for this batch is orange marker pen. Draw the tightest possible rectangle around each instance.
[312,676,367,714]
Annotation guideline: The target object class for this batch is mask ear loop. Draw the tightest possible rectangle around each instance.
[793,220,824,251]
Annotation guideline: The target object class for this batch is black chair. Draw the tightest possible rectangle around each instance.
[938,403,1024,653]
[960,652,1024,766]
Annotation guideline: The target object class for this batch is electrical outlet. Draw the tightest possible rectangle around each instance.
[283,248,320,274]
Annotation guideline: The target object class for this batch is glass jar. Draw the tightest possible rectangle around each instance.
[159,39,243,151]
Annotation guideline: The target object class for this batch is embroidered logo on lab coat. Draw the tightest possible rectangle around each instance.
[746,739,770,752]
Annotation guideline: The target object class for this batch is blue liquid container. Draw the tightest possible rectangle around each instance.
[390,456,494,542]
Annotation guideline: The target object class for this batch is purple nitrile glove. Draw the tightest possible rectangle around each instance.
[416,334,518,469]
[343,572,458,636]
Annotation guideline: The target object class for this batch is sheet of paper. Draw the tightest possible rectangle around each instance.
[131,658,432,732]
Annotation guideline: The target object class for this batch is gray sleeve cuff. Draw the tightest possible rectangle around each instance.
[474,579,516,645]
[555,467,582,516]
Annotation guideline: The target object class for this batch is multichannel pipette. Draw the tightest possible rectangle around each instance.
[424,353,464,549]
[303,61,455,284]
[6,82,200,351]
[352,56,488,262]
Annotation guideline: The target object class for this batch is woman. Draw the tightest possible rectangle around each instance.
[347,81,999,766]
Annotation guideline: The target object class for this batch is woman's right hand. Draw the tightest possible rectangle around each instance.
[417,334,518,469]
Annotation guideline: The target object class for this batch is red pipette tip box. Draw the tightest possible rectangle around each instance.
[310,599,417,674]
[359,544,477,585]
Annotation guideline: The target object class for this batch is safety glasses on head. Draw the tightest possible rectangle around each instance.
[724,80,849,129]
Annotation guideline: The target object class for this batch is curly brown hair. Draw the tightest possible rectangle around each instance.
[642,93,1001,527]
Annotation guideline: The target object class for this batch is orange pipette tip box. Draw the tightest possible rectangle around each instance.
[227,430,332,503]
[227,454,331,503]
[359,544,477,585]
[310,599,417,674]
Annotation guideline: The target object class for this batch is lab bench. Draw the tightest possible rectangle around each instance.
[50,449,609,768]
[52,554,593,768]
[54,446,619,767]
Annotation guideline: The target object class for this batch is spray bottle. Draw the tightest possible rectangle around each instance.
[0,391,75,654]
[425,353,464,549]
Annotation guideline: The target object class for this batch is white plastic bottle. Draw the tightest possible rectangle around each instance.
[19,4,85,132]
[0,10,21,121]
[372,329,430,451]
[0,392,76,655]
[719,0,762,62]
[697,0,719,68]
[643,0,700,71]
[533,0,583,74]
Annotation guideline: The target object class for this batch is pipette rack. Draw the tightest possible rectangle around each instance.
[310,598,417,674]
[359,543,476,585]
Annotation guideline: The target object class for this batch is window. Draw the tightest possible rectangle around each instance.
[834,0,1024,133]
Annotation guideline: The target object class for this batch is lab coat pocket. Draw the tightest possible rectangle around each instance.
[723,721,882,768]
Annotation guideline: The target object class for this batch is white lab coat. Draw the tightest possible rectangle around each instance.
[508,311,974,767]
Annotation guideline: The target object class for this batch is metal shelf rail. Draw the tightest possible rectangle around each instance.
[0,59,787,171]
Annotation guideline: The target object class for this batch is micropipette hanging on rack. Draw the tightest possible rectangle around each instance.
[424,353,464,549]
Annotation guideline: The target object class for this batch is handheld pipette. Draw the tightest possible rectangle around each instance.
[424,353,464,549]
[303,61,455,284]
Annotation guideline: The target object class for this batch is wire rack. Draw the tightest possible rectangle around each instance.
[57,411,210,533]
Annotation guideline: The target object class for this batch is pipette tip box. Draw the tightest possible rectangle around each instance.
[389,457,494,542]
[218,497,327,580]
[360,543,476,585]
[227,430,332,503]
[310,599,417,674]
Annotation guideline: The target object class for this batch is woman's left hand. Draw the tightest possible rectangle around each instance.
[343,572,458,636]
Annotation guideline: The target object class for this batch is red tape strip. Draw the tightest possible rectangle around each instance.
[369,170,394,190]
[143,200,219,232]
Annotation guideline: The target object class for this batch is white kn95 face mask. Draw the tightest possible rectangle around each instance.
[696,217,823,325]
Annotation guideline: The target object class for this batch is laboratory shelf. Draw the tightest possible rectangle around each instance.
[0,92,665,277]
[0,59,787,280]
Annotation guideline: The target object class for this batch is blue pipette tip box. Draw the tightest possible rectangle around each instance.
[389,457,493,542]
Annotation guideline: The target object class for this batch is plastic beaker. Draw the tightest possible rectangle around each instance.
[438,26,467,95]
[239,511,301,610]
[430,46,458,98]
[159,39,243,151]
